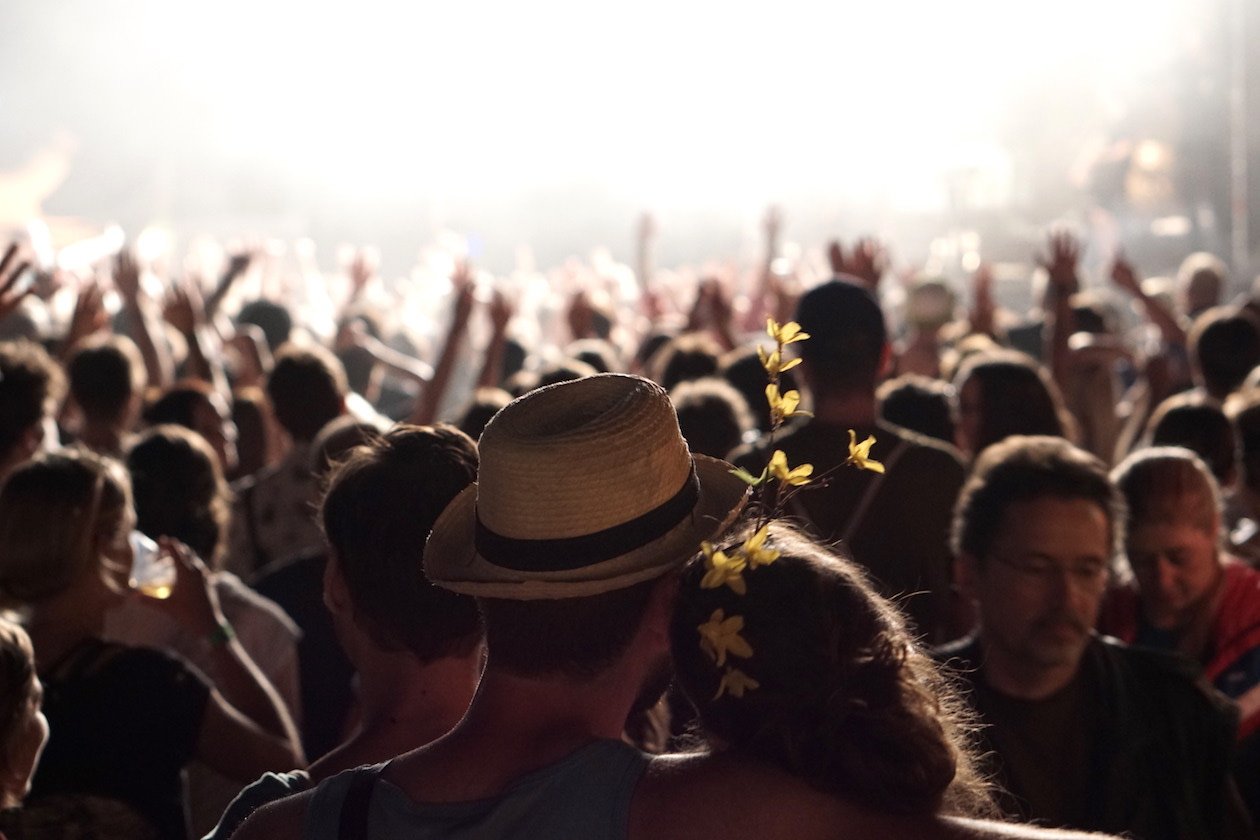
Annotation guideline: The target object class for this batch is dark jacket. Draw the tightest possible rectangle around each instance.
[936,634,1248,840]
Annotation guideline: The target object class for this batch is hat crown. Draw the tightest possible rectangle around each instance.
[475,375,691,540]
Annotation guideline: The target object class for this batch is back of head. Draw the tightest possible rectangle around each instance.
[1112,446,1220,537]
[320,424,481,661]
[424,373,749,679]
[455,388,512,442]
[1178,252,1227,317]
[648,333,722,391]
[671,378,753,459]
[719,345,798,434]
[143,380,214,430]
[67,335,143,425]
[126,425,228,564]
[535,359,598,390]
[309,416,382,482]
[671,521,989,816]
[266,344,347,442]
[237,299,293,352]
[954,351,1069,455]
[1190,307,1260,400]
[1145,393,1237,486]
[566,338,621,374]
[794,279,887,394]
[952,436,1122,562]
[877,374,955,444]
[0,341,63,468]
[0,449,131,604]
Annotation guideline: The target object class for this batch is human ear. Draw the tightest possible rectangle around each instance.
[322,552,351,616]
[954,553,980,604]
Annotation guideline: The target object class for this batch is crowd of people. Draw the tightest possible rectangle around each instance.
[0,215,1255,839]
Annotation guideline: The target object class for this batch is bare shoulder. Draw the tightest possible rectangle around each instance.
[942,817,1123,840]
[230,789,312,840]
[632,752,937,840]
[632,753,1122,840]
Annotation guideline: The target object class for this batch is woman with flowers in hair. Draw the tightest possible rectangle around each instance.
[631,320,1118,840]
[635,519,1121,839]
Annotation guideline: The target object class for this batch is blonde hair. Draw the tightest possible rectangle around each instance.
[0,449,131,604]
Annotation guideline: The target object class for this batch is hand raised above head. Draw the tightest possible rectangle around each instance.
[64,282,108,349]
[1109,251,1142,297]
[1038,230,1081,296]
[488,287,514,334]
[113,249,144,302]
[162,280,205,336]
[0,242,33,322]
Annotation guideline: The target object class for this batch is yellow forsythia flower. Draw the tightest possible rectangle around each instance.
[757,346,802,378]
[715,667,760,700]
[697,609,754,667]
[768,449,814,486]
[740,524,780,569]
[700,543,748,595]
[845,430,885,474]
[766,318,810,346]
[765,384,802,423]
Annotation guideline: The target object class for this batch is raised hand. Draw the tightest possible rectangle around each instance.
[162,280,205,337]
[63,282,109,352]
[845,237,889,289]
[827,240,846,277]
[347,248,377,303]
[144,538,223,636]
[1110,252,1142,297]
[1038,230,1081,297]
[113,249,143,302]
[451,261,476,328]
[566,288,595,340]
[488,287,514,336]
[0,243,33,322]
[970,262,996,336]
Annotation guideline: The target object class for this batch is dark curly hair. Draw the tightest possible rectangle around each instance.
[671,521,992,817]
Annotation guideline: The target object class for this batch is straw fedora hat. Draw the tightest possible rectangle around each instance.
[425,374,749,598]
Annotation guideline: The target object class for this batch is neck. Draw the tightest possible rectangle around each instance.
[311,649,482,780]
[358,650,480,734]
[805,388,877,428]
[77,421,125,455]
[978,636,1081,701]
[28,582,113,673]
[450,662,641,760]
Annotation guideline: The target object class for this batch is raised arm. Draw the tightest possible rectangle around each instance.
[476,288,515,390]
[147,539,303,778]
[409,263,476,425]
[164,278,231,396]
[0,243,34,323]
[1110,252,1187,348]
[113,250,173,388]
[968,263,997,338]
[1038,231,1080,389]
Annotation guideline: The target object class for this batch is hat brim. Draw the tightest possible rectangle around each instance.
[424,454,750,599]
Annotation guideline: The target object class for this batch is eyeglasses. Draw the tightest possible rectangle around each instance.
[988,553,1110,590]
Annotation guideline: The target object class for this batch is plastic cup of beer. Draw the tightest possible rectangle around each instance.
[128,531,175,600]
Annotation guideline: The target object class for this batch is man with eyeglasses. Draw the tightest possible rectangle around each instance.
[936,435,1251,840]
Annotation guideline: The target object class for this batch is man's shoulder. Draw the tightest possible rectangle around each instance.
[1090,636,1236,724]
[875,420,965,472]
[230,787,312,840]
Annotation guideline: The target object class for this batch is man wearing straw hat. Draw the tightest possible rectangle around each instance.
[234,373,749,839]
